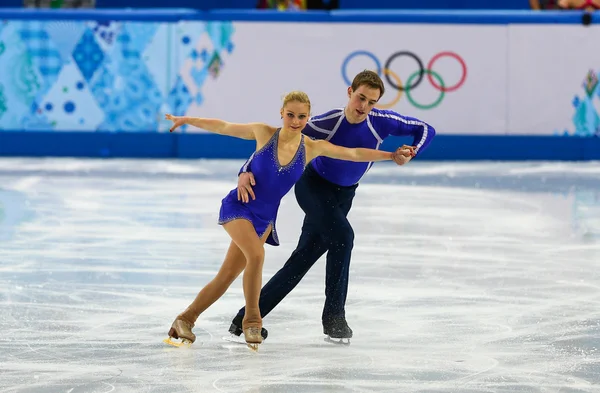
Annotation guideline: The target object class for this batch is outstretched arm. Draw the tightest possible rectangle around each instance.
[306,139,412,163]
[165,114,264,140]
[373,110,436,155]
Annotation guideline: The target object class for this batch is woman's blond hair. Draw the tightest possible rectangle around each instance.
[282,91,311,112]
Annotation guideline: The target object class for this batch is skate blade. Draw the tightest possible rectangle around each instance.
[222,334,245,344]
[324,336,351,346]
[222,336,260,352]
[163,337,192,348]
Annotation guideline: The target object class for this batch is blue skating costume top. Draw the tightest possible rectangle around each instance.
[219,129,306,246]
[303,107,435,186]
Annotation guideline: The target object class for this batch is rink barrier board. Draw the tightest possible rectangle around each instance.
[0,9,598,160]
[1,132,599,160]
[0,9,598,24]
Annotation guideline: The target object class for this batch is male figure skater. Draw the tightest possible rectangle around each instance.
[229,70,436,343]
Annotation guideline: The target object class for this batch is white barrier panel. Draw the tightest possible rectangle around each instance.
[508,25,600,137]
[192,23,509,135]
[1,18,594,137]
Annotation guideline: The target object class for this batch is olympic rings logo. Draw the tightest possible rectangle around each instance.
[341,51,468,110]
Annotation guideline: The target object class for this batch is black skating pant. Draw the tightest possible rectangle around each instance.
[236,164,357,325]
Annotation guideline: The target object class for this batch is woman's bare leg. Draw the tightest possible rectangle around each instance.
[223,220,272,343]
[178,240,247,324]
[169,219,270,344]
[169,239,247,343]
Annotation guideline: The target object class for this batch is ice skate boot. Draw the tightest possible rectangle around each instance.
[243,326,263,351]
[228,314,268,340]
[323,317,352,346]
[163,317,195,348]
[242,313,263,351]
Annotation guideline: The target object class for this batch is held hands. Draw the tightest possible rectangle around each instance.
[165,114,186,132]
[392,145,417,166]
[237,172,256,203]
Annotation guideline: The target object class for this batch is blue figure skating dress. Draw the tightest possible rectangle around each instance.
[218,129,306,246]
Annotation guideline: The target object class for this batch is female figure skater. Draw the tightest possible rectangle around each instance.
[164,91,412,348]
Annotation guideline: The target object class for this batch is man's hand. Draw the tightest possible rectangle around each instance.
[237,172,256,203]
[392,145,416,166]
[400,145,416,157]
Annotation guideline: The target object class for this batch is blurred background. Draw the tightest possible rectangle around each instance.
[9,0,567,11]
[0,0,598,160]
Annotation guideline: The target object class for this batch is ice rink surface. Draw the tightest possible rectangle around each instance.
[0,158,599,393]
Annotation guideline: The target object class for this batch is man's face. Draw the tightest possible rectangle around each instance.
[346,84,381,123]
